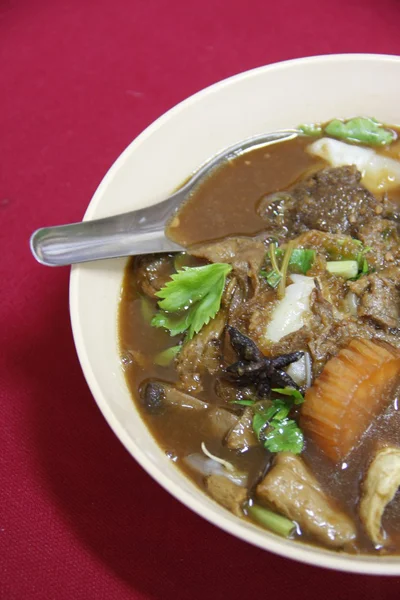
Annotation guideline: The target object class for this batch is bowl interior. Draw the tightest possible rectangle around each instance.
[70,54,400,574]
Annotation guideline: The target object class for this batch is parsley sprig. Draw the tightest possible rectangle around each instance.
[151,263,232,340]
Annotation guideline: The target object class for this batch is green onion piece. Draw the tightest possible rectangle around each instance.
[260,269,281,288]
[154,345,181,366]
[140,296,154,323]
[246,503,296,537]
[231,399,256,406]
[298,123,323,137]
[278,240,295,299]
[326,260,358,279]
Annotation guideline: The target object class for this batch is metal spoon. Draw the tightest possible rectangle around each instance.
[30,130,297,266]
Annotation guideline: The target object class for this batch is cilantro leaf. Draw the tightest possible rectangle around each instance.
[152,263,232,340]
[253,396,304,454]
[325,117,395,146]
[155,263,232,312]
[253,400,291,438]
[272,387,304,405]
[264,418,304,453]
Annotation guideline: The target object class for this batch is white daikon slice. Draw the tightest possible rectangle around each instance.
[307,137,400,194]
[266,275,315,343]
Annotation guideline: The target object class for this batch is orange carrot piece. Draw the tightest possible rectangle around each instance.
[300,339,400,462]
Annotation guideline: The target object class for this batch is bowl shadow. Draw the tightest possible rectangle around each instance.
[11,278,400,599]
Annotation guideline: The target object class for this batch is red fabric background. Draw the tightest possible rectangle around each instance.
[1,1,400,598]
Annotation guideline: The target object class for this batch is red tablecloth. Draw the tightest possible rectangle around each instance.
[2,1,400,598]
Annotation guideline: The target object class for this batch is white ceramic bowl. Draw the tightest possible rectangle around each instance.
[70,54,400,574]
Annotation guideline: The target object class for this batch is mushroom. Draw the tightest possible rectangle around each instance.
[359,447,400,546]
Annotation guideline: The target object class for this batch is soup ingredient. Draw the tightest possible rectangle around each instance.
[191,237,266,295]
[301,339,400,461]
[286,352,312,388]
[308,138,400,194]
[176,307,227,392]
[300,117,395,146]
[226,407,258,451]
[246,502,296,537]
[206,475,248,517]
[184,454,248,487]
[326,260,358,279]
[259,166,378,236]
[226,327,303,397]
[142,381,209,413]
[135,254,175,298]
[325,117,395,146]
[154,345,181,366]
[359,447,400,545]
[152,263,232,339]
[256,453,357,547]
[349,271,400,330]
[201,442,236,472]
[253,393,304,454]
[261,246,316,289]
[265,274,315,343]
[299,123,322,137]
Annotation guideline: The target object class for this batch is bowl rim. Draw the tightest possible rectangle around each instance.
[70,53,400,575]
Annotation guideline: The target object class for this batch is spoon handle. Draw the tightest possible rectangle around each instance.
[30,200,184,266]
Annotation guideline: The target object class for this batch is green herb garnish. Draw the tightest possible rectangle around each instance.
[260,269,281,288]
[298,123,322,137]
[324,117,395,146]
[154,345,181,366]
[230,399,257,407]
[152,263,232,340]
[252,391,304,454]
[326,260,359,279]
[264,418,304,454]
[271,387,304,405]
[261,247,315,289]
[246,502,296,537]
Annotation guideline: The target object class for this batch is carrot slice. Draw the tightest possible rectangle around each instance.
[300,339,400,462]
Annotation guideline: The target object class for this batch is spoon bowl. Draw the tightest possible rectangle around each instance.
[30,130,297,266]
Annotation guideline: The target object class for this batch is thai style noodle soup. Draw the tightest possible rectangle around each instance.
[119,118,400,554]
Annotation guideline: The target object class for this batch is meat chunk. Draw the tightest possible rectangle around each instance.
[358,218,400,270]
[359,447,400,546]
[206,474,247,517]
[259,166,378,237]
[176,309,227,393]
[206,407,239,439]
[256,453,357,547]
[191,237,266,296]
[349,273,400,330]
[226,407,258,451]
[142,382,209,413]
[134,254,174,298]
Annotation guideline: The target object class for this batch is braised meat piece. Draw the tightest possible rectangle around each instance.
[259,166,379,237]
[226,407,258,451]
[256,453,357,547]
[349,272,400,330]
[191,237,266,295]
[134,254,174,298]
[206,474,247,517]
